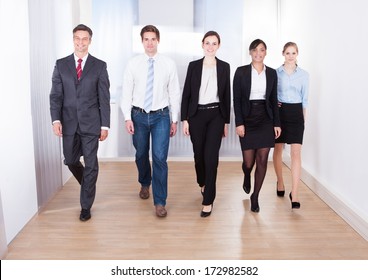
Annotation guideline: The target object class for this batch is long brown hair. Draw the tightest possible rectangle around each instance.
[249,39,267,51]
[202,31,221,44]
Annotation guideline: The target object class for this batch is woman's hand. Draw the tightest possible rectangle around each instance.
[223,124,228,137]
[274,127,281,139]
[183,120,190,136]
[236,125,245,137]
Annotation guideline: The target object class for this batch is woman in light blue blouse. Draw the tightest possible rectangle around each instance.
[273,42,309,209]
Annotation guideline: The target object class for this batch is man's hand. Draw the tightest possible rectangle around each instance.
[52,122,62,137]
[170,122,177,137]
[125,120,135,135]
[100,129,108,141]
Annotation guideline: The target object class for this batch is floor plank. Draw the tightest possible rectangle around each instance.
[4,161,368,260]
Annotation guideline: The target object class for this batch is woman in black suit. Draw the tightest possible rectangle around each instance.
[181,31,230,218]
[233,39,281,212]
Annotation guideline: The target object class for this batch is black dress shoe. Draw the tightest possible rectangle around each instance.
[250,194,260,213]
[289,193,301,209]
[200,204,213,218]
[79,209,91,221]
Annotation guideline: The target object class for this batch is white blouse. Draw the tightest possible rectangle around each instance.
[198,65,219,104]
[250,64,266,100]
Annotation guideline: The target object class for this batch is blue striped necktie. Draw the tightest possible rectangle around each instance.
[144,58,154,112]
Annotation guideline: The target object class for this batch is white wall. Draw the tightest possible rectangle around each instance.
[279,0,368,236]
[243,0,280,66]
[1,0,367,250]
[0,0,38,243]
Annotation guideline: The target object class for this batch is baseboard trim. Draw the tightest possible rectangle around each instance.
[283,155,368,241]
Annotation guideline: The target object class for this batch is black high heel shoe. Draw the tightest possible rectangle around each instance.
[250,194,260,213]
[200,204,213,218]
[276,182,285,197]
[243,176,250,194]
[289,193,301,209]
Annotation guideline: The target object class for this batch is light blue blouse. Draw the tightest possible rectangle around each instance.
[276,65,309,108]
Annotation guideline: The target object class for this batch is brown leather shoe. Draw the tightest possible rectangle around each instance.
[155,205,167,217]
[139,187,150,199]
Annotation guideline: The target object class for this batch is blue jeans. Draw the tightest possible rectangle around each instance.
[132,107,170,206]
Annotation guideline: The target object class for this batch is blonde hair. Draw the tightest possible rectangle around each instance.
[282,42,298,54]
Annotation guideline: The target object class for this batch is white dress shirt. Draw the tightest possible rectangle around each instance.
[74,53,88,69]
[250,64,266,100]
[120,53,181,122]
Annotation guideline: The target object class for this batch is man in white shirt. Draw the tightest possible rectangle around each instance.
[120,25,181,217]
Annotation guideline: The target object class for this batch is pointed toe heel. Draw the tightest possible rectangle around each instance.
[250,194,260,213]
[242,176,250,194]
[289,193,301,209]
[276,182,285,197]
[200,204,213,218]
[277,190,285,197]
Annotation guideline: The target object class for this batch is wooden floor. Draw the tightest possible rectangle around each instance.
[4,161,368,260]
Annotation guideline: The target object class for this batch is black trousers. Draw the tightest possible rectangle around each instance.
[188,107,225,205]
[62,130,99,210]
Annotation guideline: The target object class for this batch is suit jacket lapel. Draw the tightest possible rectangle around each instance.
[216,59,223,93]
[245,64,252,99]
[80,55,95,81]
[66,54,78,82]
[265,67,272,98]
[195,58,204,88]
[191,59,203,100]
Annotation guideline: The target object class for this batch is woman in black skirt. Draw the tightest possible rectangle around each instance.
[273,42,309,209]
[233,39,281,212]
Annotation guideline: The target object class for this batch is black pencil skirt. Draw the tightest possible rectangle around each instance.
[239,100,275,150]
[275,102,304,144]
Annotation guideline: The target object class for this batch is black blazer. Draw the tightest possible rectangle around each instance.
[50,54,110,136]
[233,64,280,127]
[181,57,231,123]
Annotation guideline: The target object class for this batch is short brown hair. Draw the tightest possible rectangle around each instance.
[140,25,160,41]
[73,24,93,38]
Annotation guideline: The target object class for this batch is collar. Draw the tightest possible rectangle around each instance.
[278,64,299,73]
[144,53,158,61]
[74,53,89,62]
[251,63,266,73]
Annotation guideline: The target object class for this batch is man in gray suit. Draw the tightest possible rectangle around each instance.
[50,24,110,221]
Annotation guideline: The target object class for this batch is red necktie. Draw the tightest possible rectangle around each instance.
[76,58,82,80]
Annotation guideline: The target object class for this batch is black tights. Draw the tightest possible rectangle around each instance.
[242,148,270,203]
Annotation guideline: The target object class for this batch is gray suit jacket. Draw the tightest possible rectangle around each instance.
[50,54,110,136]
